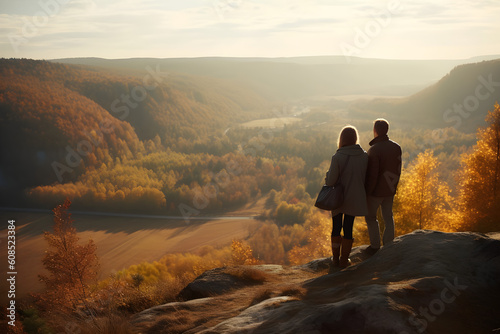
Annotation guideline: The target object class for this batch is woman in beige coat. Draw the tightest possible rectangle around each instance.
[325,126,368,268]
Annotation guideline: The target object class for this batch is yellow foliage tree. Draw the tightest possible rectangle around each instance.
[394,150,452,234]
[457,102,500,231]
[287,212,331,265]
[231,240,259,265]
[38,199,99,316]
[247,223,285,264]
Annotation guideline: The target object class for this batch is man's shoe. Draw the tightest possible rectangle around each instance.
[363,246,379,256]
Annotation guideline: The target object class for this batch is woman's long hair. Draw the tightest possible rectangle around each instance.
[337,125,359,148]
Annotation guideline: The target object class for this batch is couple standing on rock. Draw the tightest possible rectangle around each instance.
[325,118,402,270]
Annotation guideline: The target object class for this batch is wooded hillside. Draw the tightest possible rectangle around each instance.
[0,59,269,206]
[352,59,500,132]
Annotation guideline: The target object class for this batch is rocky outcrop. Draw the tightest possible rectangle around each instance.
[177,265,284,301]
[132,231,500,333]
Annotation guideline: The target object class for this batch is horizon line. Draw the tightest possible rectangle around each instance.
[4,54,499,62]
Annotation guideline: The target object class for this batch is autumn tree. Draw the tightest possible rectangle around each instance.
[231,240,259,265]
[394,150,452,234]
[457,102,500,231]
[287,212,332,265]
[247,223,285,264]
[38,199,99,316]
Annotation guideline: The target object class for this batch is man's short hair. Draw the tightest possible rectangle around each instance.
[374,118,389,136]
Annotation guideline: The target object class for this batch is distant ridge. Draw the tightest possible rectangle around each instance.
[50,56,500,99]
[353,58,500,132]
[51,54,500,65]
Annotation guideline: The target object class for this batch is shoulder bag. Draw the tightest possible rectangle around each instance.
[314,155,351,211]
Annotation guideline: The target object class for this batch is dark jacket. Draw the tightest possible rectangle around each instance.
[365,135,402,197]
[326,144,368,216]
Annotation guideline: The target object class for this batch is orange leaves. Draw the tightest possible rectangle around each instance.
[37,199,99,316]
[231,240,259,265]
[485,102,500,130]
[457,102,500,231]
[392,104,500,233]
[286,212,332,265]
[394,150,453,233]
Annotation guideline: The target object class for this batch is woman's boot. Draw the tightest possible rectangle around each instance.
[331,236,342,267]
[339,238,354,269]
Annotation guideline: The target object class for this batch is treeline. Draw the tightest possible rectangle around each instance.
[27,149,307,214]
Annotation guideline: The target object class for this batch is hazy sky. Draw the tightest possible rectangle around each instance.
[1,0,499,60]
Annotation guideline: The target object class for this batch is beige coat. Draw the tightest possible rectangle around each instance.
[326,144,368,216]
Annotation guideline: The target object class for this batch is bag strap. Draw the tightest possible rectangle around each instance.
[338,155,351,184]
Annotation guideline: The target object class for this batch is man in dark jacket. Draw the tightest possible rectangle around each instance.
[365,119,402,252]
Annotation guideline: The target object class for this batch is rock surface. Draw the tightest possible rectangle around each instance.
[132,231,500,333]
[177,265,285,301]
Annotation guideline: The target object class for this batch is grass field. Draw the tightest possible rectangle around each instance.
[0,199,266,301]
